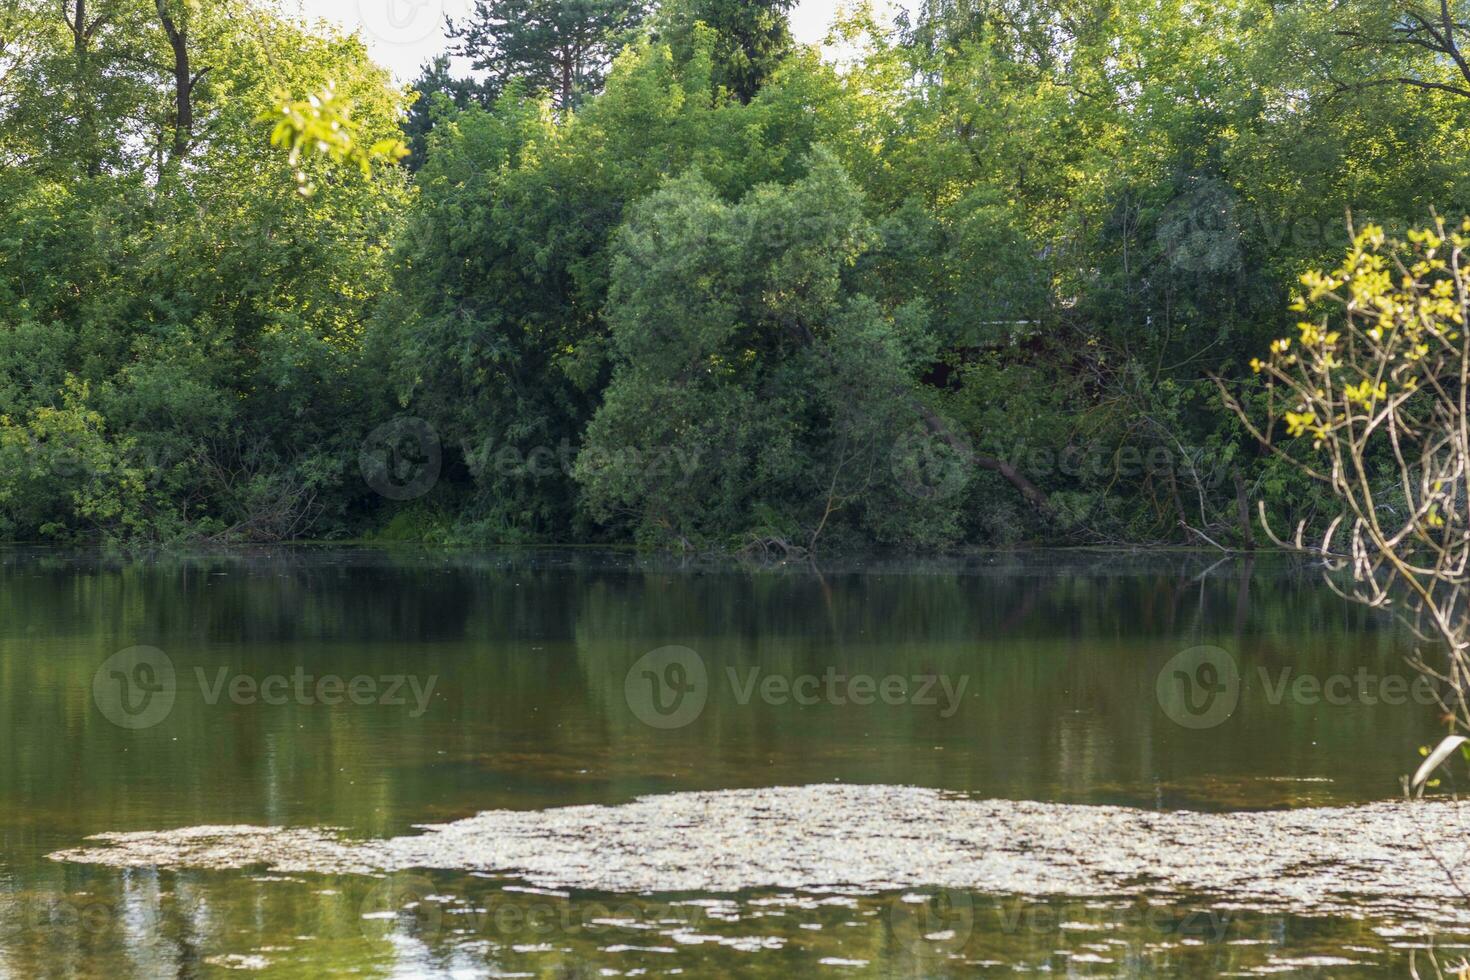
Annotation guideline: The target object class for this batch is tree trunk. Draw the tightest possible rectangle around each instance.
[66,0,101,177]
[1232,465,1256,551]
[155,0,192,163]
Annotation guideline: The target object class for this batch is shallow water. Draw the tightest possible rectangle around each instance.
[3,547,1467,976]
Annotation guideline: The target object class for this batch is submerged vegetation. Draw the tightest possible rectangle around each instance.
[3,0,1470,553]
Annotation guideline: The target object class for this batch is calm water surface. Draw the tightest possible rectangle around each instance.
[0,547,1460,976]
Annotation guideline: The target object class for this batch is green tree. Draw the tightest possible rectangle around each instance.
[377,33,861,542]
[403,55,491,169]
[1283,0,1470,102]
[448,0,647,109]
[0,0,411,542]
[577,153,959,551]
[653,0,797,101]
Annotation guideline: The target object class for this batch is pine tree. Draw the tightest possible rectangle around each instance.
[404,56,491,170]
[656,0,797,102]
[447,0,647,110]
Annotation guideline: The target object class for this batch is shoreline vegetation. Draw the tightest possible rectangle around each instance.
[4,0,1470,559]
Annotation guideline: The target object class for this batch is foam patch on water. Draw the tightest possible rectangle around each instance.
[46,785,1470,922]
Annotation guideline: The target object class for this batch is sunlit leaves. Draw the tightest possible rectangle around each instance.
[262,82,409,196]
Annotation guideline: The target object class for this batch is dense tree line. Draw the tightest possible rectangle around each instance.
[1,0,1468,552]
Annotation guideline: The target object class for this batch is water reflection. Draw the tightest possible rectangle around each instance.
[0,872,1462,977]
[0,547,1456,976]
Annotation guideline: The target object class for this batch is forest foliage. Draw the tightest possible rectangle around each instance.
[3,0,1469,552]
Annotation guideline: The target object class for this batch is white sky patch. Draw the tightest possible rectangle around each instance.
[292,0,862,83]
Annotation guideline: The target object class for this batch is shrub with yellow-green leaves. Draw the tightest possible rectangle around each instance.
[1243,218,1468,542]
[0,378,156,541]
[1231,218,1470,714]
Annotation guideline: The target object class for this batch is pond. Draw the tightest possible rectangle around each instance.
[0,547,1464,977]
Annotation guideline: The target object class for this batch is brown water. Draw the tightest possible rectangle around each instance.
[1,547,1465,977]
